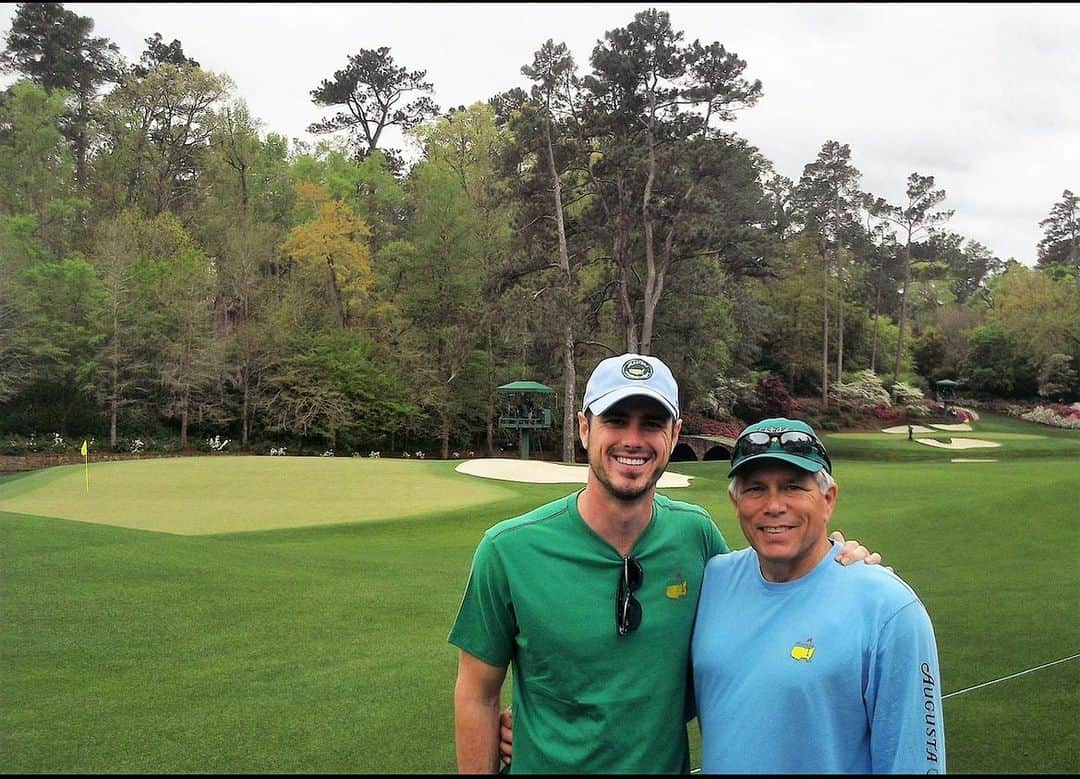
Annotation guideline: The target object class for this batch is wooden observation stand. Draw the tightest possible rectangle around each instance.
[496,381,556,460]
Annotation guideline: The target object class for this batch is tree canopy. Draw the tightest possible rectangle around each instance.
[1,4,1076,456]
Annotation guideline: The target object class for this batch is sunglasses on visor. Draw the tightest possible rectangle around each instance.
[732,430,832,472]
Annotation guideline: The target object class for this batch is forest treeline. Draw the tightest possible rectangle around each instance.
[1,4,1078,458]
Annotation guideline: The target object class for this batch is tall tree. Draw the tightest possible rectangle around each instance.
[97,63,232,217]
[753,233,828,392]
[210,101,260,213]
[154,239,218,449]
[90,210,197,447]
[1037,189,1079,291]
[0,217,35,403]
[521,40,583,462]
[879,173,953,388]
[762,171,796,240]
[583,8,763,354]
[1,2,123,188]
[0,216,54,407]
[287,141,406,250]
[309,47,438,160]
[279,182,374,331]
[413,102,513,457]
[860,193,899,373]
[0,80,85,256]
[381,161,488,458]
[214,218,278,447]
[793,140,862,400]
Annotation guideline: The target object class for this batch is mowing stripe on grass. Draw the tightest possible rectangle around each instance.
[943,654,1080,699]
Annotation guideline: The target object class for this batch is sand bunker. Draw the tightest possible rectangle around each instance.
[951,458,998,463]
[916,437,1001,450]
[930,422,973,432]
[882,425,936,434]
[455,458,692,487]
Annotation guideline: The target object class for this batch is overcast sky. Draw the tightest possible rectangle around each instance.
[4,2,1078,265]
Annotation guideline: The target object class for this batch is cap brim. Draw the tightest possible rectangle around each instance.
[727,452,826,478]
[586,386,678,419]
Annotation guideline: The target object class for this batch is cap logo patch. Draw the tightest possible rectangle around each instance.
[622,358,653,380]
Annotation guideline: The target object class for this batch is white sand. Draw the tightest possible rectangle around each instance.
[951,458,998,463]
[882,425,936,434]
[455,458,693,487]
[915,437,1001,450]
[930,423,973,432]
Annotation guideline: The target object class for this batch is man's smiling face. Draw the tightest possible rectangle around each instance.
[731,461,837,582]
[579,396,680,503]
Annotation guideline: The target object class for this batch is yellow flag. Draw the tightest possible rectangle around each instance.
[81,439,89,492]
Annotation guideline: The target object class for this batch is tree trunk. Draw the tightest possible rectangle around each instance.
[617,260,637,352]
[441,411,450,460]
[640,117,658,357]
[640,229,675,357]
[562,324,576,462]
[239,163,249,212]
[893,240,913,390]
[327,258,347,329]
[486,330,495,458]
[836,261,844,382]
[833,193,844,383]
[110,311,120,449]
[870,259,885,373]
[542,110,578,463]
[74,128,88,192]
[241,367,249,448]
[180,383,189,449]
[821,243,830,404]
[614,212,638,353]
[110,370,119,449]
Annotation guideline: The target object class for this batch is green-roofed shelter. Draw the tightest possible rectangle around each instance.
[935,379,960,404]
[496,381,557,459]
[497,381,557,394]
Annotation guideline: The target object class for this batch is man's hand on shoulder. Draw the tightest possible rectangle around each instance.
[830,530,889,570]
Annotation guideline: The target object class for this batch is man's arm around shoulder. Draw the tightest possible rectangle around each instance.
[454,650,508,773]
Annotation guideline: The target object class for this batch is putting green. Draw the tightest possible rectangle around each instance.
[0,456,515,535]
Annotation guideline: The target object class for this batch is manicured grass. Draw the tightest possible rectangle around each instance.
[1,415,1078,773]
[0,457,516,534]
[824,411,1080,462]
[0,489,565,773]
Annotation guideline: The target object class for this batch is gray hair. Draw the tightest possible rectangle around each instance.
[728,468,836,499]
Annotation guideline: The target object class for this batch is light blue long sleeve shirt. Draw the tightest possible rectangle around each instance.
[692,541,945,774]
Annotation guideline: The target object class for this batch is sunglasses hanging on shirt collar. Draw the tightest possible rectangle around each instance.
[616,555,643,636]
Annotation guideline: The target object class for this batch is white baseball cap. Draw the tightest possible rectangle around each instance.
[581,354,680,419]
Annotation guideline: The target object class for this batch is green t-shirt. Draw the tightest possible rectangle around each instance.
[448,490,729,774]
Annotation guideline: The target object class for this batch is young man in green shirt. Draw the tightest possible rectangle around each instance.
[449,354,875,773]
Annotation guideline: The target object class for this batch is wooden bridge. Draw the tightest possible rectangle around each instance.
[673,434,736,462]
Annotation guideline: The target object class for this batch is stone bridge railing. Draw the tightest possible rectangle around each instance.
[673,434,735,462]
